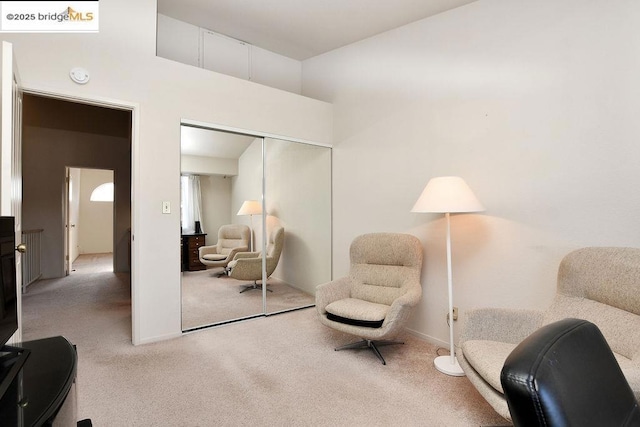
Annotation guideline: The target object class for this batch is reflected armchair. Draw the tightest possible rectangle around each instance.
[198,224,250,270]
[227,225,284,293]
[315,233,423,365]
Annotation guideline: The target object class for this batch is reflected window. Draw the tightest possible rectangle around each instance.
[89,182,114,202]
[181,175,203,234]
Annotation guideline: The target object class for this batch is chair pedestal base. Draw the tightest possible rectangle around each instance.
[239,281,272,294]
[335,339,404,365]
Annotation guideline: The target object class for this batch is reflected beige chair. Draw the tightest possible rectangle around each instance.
[315,233,423,365]
[227,225,284,293]
[198,224,250,270]
[458,247,640,422]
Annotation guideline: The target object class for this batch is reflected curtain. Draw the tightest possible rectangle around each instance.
[180,175,204,234]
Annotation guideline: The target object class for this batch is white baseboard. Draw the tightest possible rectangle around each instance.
[405,326,449,348]
[134,331,182,346]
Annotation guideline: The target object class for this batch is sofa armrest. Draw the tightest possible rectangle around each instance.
[315,277,352,314]
[460,308,544,345]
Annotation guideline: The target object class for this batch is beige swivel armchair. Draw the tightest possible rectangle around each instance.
[458,247,640,422]
[315,233,423,365]
[227,225,284,293]
[198,224,250,269]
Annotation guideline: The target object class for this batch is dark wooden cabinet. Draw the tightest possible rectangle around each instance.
[181,233,207,271]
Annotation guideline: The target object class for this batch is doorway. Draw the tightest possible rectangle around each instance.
[21,93,133,336]
[22,93,132,278]
[65,167,115,275]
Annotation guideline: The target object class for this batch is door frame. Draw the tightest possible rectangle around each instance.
[1,41,23,344]
[21,84,141,344]
[64,166,73,275]
[64,167,116,275]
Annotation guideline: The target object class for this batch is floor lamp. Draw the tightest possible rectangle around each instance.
[237,200,262,252]
[411,176,484,376]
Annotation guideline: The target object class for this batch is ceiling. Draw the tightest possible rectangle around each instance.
[181,126,254,159]
[157,0,477,60]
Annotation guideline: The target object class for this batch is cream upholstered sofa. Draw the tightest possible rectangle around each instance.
[458,247,640,421]
[198,224,250,269]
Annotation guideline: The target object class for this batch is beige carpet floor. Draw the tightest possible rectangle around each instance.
[22,254,507,426]
[181,269,315,329]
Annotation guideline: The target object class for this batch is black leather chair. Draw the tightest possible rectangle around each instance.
[500,318,640,427]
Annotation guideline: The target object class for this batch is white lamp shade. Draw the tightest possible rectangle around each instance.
[411,176,484,213]
[237,200,262,216]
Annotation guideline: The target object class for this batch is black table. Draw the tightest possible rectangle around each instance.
[0,336,77,426]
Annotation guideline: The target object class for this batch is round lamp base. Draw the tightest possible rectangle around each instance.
[434,355,466,377]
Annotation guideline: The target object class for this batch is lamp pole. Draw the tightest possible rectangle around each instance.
[433,212,465,375]
[249,214,254,252]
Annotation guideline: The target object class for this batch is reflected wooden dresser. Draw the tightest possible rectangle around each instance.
[181,233,207,271]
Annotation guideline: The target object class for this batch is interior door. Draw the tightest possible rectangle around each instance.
[0,41,23,343]
[64,167,70,275]
[68,168,80,272]
[63,167,81,275]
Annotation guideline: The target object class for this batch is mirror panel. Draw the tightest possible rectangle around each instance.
[180,125,332,331]
[180,127,264,329]
[263,138,331,314]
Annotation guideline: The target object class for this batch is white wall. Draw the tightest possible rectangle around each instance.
[250,45,302,94]
[232,139,264,250]
[199,175,232,243]
[1,0,332,344]
[78,169,114,254]
[302,0,640,347]
[180,154,237,177]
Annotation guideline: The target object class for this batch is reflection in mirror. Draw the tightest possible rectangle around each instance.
[263,138,331,314]
[180,126,263,329]
[180,125,332,331]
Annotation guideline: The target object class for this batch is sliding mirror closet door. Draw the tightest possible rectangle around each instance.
[180,125,264,330]
[180,124,332,331]
[263,138,332,314]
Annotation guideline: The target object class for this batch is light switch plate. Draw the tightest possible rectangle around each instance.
[162,201,171,214]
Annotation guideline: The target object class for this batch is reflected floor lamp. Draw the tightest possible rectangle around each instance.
[412,176,484,376]
[237,200,262,252]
